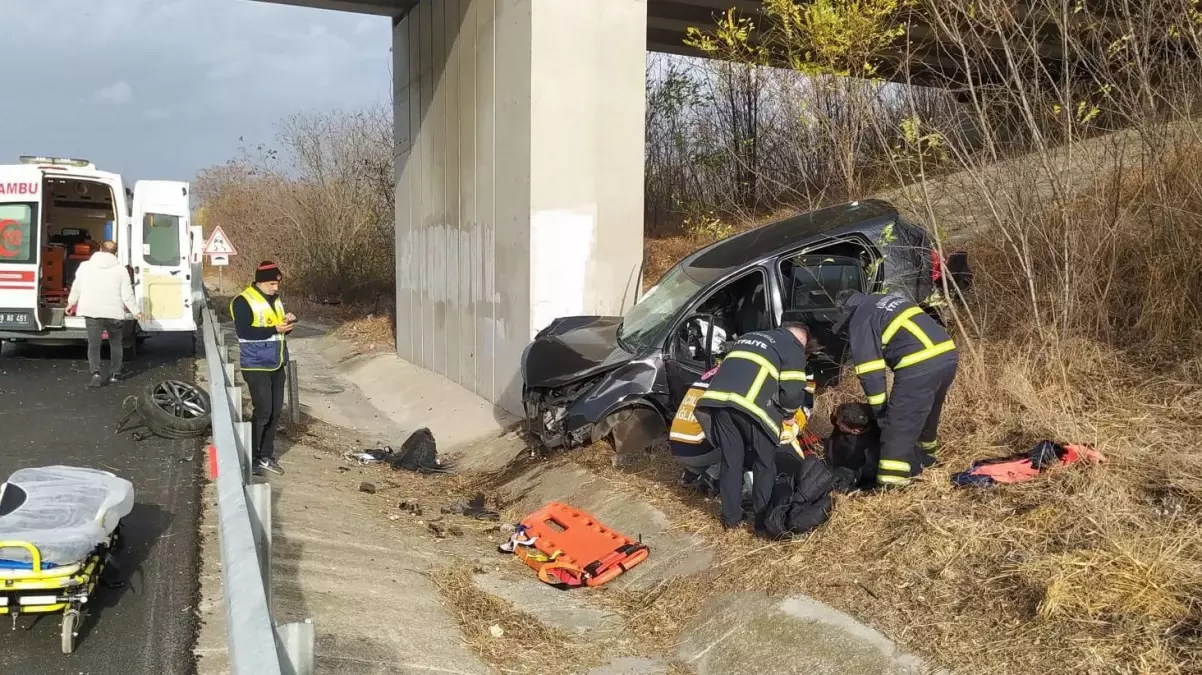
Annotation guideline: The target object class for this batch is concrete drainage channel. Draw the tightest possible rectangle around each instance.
[195,299,314,675]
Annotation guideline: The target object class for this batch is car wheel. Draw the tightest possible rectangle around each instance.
[600,406,666,458]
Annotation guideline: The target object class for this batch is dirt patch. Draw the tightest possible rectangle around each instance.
[431,568,608,674]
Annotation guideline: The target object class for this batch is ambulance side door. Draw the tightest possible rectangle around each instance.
[130,180,194,332]
[0,169,44,332]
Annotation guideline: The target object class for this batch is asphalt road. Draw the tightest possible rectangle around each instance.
[0,334,202,675]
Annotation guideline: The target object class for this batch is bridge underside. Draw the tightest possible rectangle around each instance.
[250,0,1113,412]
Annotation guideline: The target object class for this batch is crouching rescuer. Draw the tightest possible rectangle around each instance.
[230,261,296,476]
[693,323,810,530]
[834,291,959,488]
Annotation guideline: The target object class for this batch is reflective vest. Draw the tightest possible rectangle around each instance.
[846,292,957,411]
[230,286,288,371]
[696,328,809,441]
[669,379,712,458]
[672,376,809,457]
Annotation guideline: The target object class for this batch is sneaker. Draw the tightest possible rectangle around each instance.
[87,374,104,388]
[108,372,124,384]
[257,458,284,475]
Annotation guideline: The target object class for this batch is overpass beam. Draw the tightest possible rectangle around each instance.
[393,0,647,414]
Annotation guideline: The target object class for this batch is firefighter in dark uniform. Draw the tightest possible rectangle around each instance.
[695,323,810,530]
[833,290,959,488]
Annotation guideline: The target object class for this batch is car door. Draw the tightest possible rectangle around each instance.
[130,180,195,332]
[663,267,772,411]
[777,254,866,383]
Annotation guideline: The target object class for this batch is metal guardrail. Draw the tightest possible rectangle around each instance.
[200,301,314,675]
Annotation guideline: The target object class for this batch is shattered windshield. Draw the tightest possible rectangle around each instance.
[618,264,706,352]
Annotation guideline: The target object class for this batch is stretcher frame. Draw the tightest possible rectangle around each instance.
[0,524,122,654]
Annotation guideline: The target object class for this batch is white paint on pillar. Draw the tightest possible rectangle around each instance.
[529,208,597,338]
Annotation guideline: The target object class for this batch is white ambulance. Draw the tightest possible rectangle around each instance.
[0,156,199,355]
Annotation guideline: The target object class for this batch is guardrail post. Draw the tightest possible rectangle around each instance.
[236,421,253,481]
[286,360,301,426]
[246,482,273,612]
[276,620,316,675]
[227,386,243,422]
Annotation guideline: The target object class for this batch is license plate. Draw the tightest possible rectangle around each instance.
[0,310,33,330]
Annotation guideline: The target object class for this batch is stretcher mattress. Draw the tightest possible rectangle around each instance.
[0,466,134,568]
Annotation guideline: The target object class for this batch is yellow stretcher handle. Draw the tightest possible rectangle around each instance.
[0,541,42,572]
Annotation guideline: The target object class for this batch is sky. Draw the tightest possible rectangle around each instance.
[0,0,392,182]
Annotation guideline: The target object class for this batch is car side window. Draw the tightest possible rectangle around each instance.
[782,255,864,322]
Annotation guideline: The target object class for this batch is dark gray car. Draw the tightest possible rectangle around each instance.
[520,198,970,453]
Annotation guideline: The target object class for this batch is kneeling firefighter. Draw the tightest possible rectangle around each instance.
[833,291,959,488]
[669,363,814,497]
[692,323,811,530]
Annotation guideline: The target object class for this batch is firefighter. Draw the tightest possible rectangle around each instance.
[694,322,810,530]
[832,290,959,488]
[669,365,722,495]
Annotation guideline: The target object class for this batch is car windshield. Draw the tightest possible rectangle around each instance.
[618,264,705,352]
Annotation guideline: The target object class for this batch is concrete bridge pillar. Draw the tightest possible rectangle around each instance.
[392,0,647,414]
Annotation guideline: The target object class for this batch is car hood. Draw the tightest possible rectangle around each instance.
[523,316,637,389]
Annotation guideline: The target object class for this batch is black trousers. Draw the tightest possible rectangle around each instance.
[699,407,778,528]
[878,354,959,483]
[244,367,286,463]
[85,317,125,376]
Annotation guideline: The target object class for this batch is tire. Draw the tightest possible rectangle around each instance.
[61,609,79,654]
[136,380,212,439]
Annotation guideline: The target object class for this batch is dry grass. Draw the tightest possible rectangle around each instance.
[431,568,607,675]
[614,143,1202,674]
[330,312,394,353]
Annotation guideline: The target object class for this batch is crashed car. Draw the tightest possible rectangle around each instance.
[520,198,971,453]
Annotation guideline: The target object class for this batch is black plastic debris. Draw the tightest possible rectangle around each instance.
[391,428,453,474]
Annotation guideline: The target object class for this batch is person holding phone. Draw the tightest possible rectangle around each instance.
[230,261,295,475]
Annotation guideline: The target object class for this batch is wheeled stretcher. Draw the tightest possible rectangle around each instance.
[0,466,134,654]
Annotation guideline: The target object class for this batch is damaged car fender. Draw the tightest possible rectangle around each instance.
[525,356,667,451]
[561,357,668,446]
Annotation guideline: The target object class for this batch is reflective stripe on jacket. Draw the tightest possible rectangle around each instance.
[670,381,715,459]
[230,286,288,371]
[696,328,808,440]
[845,292,956,414]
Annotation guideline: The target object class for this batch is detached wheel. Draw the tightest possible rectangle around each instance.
[61,608,79,654]
[137,379,212,439]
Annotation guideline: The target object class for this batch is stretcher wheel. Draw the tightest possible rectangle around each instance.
[61,609,79,654]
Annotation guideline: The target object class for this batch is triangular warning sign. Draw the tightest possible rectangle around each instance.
[203,226,238,256]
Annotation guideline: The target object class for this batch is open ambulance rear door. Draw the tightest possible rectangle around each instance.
[0,167,44,335]
[130,180,195,333]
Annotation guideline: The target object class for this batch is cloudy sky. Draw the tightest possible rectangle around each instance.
[1,0,392,181]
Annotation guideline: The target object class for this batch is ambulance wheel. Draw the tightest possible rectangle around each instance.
[61,609,79,654]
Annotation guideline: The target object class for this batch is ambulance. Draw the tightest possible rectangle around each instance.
[0,156,200,355]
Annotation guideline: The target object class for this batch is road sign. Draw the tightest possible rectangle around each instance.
[209,254,230,267]
[203,226,238,256]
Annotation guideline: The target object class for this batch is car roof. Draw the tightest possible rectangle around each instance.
[680,199,903,282]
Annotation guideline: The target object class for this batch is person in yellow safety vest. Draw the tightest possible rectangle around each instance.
[693,322,811,530]
[832,290,959,488]
[229,261,296,476]
[670,365,815,496]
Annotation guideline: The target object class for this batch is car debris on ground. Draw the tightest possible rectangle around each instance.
[340,427,453,474]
